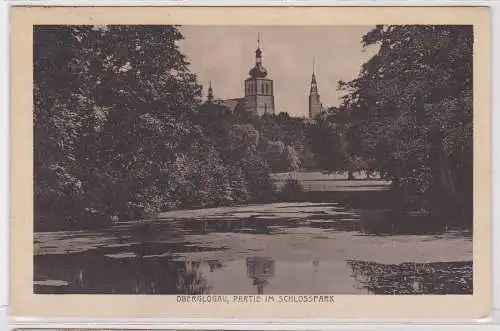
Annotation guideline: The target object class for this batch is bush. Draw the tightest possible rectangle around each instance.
[278,178,304,202]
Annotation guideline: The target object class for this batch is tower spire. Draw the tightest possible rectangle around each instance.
[207,80,214,103]
[310,60,318,94]
[309,59,321,119]
[311,58,317,82]
[255,32,262,62]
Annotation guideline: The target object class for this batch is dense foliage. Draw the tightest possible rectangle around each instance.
[35,25,472,231]
[311,25,473,223]
[306,109,364,179]
[34,26,297,231]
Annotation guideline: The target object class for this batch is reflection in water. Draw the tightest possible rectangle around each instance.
[347,260,473,294]
[34,250,216,295]
[313,259,319,273]
[359,209,448,235]
[246,257,275,294]
[34,199,472,295]
[183,218,299,235]
[208,260,223,272]
[177,261,212,294]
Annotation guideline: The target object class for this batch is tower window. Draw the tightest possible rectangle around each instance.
[261,83,265,95]
[247,82,254,95]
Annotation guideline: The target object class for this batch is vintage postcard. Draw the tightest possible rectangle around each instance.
[10,6,492,321]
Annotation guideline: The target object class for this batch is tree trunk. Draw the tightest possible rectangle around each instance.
[347,170,355,180]
[439,153,456,198]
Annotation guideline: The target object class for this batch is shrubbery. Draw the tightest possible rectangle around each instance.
[277,178,304,202]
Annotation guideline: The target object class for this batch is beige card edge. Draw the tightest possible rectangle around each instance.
[9,6,492,320]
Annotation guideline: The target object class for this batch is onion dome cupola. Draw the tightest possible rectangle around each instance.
[249,33,268,78]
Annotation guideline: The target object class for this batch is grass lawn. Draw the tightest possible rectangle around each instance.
[271,171,392,192]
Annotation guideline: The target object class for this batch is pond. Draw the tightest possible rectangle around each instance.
[33,201,473,295]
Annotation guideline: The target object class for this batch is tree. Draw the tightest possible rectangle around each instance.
[307,108,360,177]
[338,25,473,221]
[34,25,242,229]
[227,124,276,202]
[34,26,105,229]
[260,140,301,173]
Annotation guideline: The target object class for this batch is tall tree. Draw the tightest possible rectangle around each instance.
[338,25,473,219]
[33,25,224,229]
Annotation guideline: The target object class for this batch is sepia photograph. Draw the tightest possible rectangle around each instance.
[10,6,491,320]
[32,23,475,296]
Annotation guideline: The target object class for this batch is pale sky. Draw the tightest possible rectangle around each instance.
[178,26,379,117]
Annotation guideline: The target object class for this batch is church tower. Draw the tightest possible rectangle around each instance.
[244,34,275,116]
[309,60,322,118]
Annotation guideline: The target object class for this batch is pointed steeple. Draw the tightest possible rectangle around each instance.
[309,59,322,119]
[310,59,318,95]
[207,80,214,103]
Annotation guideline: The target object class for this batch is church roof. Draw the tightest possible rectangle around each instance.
[215,98,245,113]
[249,64,268,78]
[249,35,268,78]
[249,49,268,78]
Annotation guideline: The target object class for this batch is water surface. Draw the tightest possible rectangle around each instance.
[34,201,472,295]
